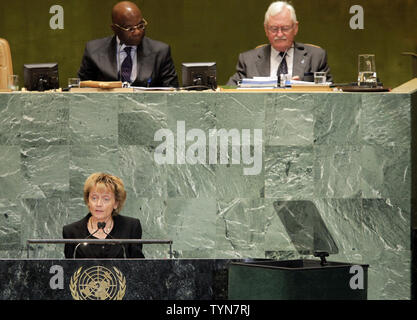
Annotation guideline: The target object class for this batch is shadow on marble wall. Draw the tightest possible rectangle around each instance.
[273,200,338,255]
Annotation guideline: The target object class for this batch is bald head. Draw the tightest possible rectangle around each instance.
[111,1,145,46]
[112,1,141,24]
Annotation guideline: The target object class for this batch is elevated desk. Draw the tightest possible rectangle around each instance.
[0,79,416,299]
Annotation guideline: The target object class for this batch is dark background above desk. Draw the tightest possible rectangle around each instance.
[0,0,416,88]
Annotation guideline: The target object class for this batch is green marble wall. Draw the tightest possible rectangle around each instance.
[0,91,414,300]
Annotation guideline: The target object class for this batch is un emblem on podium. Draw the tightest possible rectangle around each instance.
[70,266,126,300]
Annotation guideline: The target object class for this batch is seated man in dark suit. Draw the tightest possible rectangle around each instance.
[78,1,178,87]
[227,1,333,85]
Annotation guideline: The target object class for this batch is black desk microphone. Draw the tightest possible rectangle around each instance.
[73,224,101,259]
[97,222,106,230]
[100,221,127,259]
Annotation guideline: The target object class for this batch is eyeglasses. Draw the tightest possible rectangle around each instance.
[113,19,148,33]
[267,24,294,34]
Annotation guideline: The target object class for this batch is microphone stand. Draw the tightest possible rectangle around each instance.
[277,48,289,87]
[73,227,100,259]
[101,224,127,259]
[72,221,127,259]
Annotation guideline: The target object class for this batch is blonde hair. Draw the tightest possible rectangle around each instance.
[83,173,127,215]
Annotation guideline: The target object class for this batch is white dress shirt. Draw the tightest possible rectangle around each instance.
[270,46,294,78]
[116,36,137,83]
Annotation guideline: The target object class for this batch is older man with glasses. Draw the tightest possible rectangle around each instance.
[78,1,178,87]
[227,1,333,85]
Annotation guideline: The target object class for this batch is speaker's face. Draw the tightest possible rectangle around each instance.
[87,185,118,222]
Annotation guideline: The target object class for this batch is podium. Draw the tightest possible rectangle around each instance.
[227,199,370,300]
[228,258,368,300]
[0,258,232,300]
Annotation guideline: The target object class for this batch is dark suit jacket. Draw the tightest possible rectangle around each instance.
[78,35,179,87]
[227,42,333,85]
[63,213,145,259]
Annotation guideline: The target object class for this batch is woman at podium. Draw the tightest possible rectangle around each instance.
[63,172,145,258]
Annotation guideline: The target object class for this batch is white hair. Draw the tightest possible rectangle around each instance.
[264,1,297,25]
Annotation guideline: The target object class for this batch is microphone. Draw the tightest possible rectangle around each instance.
[73,224,101,259]
[100,221,127,259]
[97,222,106,230]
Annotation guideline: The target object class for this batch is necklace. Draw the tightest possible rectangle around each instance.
[89,217,113,233]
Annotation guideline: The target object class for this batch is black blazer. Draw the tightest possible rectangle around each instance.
[78,35,179,87]
[63,213,145,259]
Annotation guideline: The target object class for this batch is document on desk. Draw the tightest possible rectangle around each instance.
[290,80,332,86]
[237,78,331,89]
[239,77,278,88]
[131,86,176,91]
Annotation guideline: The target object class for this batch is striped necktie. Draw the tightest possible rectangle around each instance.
[277,51,288,76]
[121,46,132,83]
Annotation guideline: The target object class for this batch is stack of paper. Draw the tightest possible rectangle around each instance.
[238,77,331,89]
[290,80,332,86]
[239,77,278,88]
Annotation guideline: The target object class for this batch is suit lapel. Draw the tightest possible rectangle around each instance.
[136,37,155,85]
[292,42,308,79]
[255,45,271,77]
[99,36,119,80]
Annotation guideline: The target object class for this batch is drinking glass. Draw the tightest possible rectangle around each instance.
[68,78,80,88]
[8,74,19,91]
[314,72,326,84]
[358,54,377,86]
